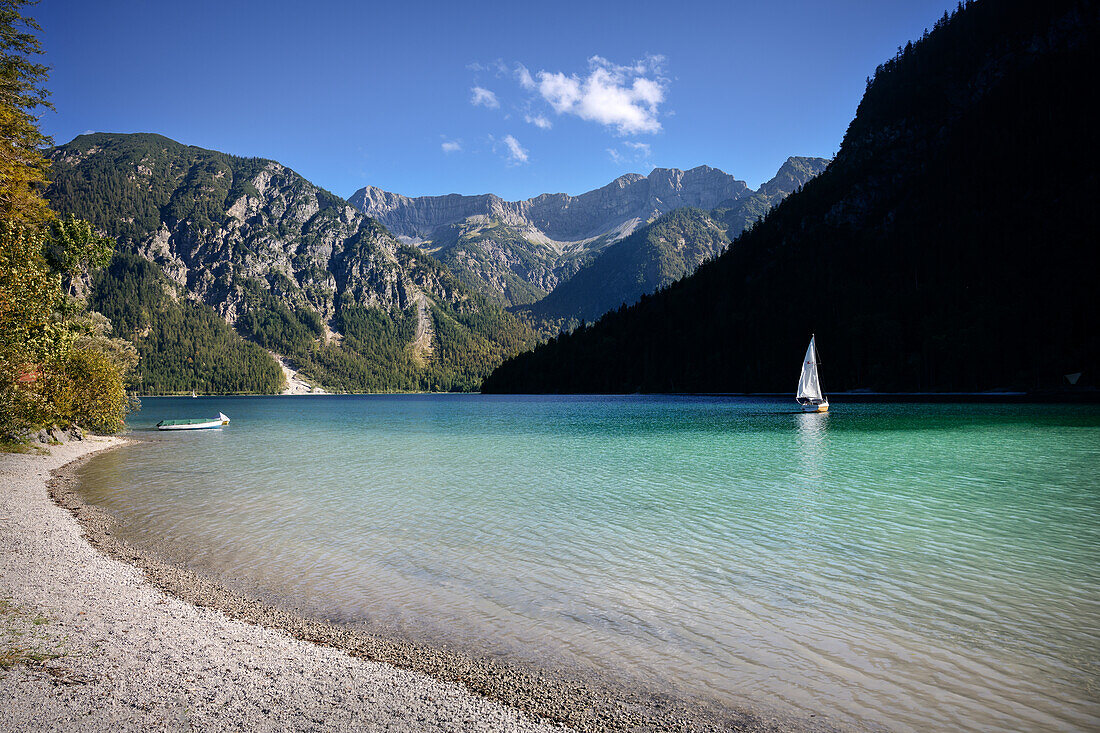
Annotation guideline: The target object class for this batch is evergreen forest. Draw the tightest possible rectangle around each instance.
[484,0,1099,395]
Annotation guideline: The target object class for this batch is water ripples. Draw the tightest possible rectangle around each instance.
[78,396,1100,732]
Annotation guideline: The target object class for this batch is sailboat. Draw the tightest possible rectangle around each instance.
[797,335,829,413]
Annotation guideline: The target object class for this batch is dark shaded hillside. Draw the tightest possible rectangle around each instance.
[484,0,1099,394]
[521,157,828,325]
[521,208,731,324]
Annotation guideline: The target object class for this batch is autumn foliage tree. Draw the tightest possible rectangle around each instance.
[0,0,52,226]
[0,222,62,433]
[1,0,136,440]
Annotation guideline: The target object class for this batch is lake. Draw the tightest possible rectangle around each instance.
[76,395,1100,731]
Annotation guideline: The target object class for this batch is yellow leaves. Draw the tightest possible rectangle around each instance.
[63,340,131,433]
[0,222,62,363]
[1,3,135,439]
[0,93,52,227]
[0,221,134,437]
[1,0,53,227]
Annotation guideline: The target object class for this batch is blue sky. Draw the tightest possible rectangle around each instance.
[36,0,956,200]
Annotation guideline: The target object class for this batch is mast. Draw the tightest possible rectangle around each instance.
[813,334,824,398]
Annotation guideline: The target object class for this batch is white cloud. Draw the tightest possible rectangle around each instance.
[525,113,552,130]
[470,86,499,108]
[503,134,528,163]
[590,54,666,77]
[532,55,667,135]
[608,140,652,165]
[469,59,510,77]
[515,63,536,90]
[441,140,462,153]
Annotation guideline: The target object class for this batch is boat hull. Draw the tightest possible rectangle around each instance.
[156,413,230,431]
[802,401,829,413]
[157,420,226,431]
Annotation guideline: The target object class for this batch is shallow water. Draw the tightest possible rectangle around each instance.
[79,395,1100,731]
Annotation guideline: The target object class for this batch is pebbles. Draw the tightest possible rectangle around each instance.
[2,439,814,732]
[0,440,560,732]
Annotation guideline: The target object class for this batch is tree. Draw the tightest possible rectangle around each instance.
[63,311,138,432]
[0,0,52,226]
[0,221,63,436]
[0,1,138,440]
[46,215,115,296]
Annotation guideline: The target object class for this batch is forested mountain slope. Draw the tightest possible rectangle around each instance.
[519,208,731,325]
[484,0,1099,394]
[48,133,534,393]
[90,253,286,394]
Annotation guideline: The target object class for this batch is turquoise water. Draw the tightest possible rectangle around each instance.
[79,396,1100,731]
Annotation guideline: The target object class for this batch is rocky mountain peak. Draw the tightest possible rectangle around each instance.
[756,156,831,200]
[47,132,536,393]
[347,165,753,246]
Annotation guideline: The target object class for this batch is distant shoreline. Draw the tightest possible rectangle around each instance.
[702,390,1100,404]
[140,389,1100,403]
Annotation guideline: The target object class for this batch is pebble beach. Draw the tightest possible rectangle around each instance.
[0,438,565,732]
[0,436,794,732]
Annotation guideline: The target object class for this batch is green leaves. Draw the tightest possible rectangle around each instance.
[45,215,115,295]
[1,0,53,226]
[0,220,136,437]
[0,222,62,435]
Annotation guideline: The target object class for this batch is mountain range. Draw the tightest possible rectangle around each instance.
[520,156,828,324]
[484,0,1099,394]
[349,158,827,313]
[47,134,823,393]
[47,133,534,393]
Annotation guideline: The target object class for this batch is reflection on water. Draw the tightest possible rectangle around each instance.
[78,396,1100,732]
[796,410,829,464]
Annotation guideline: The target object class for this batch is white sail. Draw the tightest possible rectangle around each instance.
[797,336,823,402]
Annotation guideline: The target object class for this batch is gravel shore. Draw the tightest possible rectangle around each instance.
[1,437,815,732]
[0,438,562,732]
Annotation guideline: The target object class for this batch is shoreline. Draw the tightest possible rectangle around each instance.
[139,390,1099,403]
[0,438,551,731]
[3,437,813,731]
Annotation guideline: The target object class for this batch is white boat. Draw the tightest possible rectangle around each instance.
[797,336,829,412]
[156,412,230,430]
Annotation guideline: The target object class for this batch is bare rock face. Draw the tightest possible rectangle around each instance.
[46,134,479,326]
[46,133,545,394]
[349,161,828,308]
[756,156,832,202]
[349,166,750,245]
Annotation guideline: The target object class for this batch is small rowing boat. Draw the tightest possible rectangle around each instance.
[156,412,230,431]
